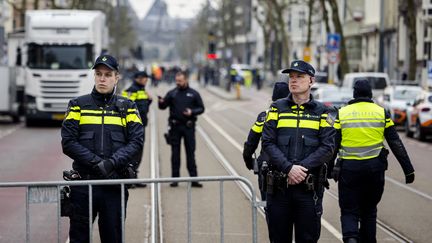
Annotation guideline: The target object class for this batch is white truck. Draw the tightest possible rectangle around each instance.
[22,10,108,126]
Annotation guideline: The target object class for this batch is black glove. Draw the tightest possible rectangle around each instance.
[94,159,115,178]
[242,143,254,170]
[405,172,415,184]
[331,166,340,182]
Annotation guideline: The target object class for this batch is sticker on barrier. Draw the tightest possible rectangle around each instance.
[28,186,58,204]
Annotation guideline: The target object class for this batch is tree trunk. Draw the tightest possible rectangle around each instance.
[270,0,290,67]
[306,0,314,47]
[406,0,417,80]
[328,0,350,79]
[319,0,330,33]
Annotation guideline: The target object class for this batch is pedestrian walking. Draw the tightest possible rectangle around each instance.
[122,70,152,187]
[262,60,336,243]
[332,79,415,243]
[158,70,205,187]
[61,54,144,243]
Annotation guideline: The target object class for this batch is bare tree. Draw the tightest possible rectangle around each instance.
[306,0,314,47]
[327,0,350,78]
[405,0,419,80]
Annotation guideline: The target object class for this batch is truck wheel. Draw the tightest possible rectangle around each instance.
[11,115,20,123]
[405,121,413,138]
[25,118,37,127]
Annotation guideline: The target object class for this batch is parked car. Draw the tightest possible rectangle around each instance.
[342,72,390,99]
[381,85,423,125]
[313,85,352,110]
[405,91,432,141]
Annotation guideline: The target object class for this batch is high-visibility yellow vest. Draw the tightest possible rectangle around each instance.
[334,102,393,160]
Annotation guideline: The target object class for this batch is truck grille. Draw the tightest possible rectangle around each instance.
[40,80,80,99]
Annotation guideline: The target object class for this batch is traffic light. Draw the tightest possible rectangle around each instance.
[207,31,217,59]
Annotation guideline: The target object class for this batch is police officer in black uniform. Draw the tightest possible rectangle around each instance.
[332,80,415,243]
[243,81,289,200]
[61,55,144,243]
[158,70,205,187]
[122,70,152,187]
[262,60,335,243]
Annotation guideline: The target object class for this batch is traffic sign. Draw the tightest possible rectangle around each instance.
[328,52,339,64]
[327,33,341,52]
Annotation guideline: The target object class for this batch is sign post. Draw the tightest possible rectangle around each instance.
[327,33,341,84]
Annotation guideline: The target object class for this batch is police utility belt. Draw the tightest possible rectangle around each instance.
[170,119,195,128]
[262,160,318,194]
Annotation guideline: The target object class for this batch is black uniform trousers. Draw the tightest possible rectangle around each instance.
[69,185,129,243]
[266,185,323,243]
[170,124,198,177]
[338,160,385,243]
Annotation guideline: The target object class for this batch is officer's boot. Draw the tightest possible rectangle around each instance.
[344,237,358,243]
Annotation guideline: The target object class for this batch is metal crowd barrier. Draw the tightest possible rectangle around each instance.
[0,176,258,243]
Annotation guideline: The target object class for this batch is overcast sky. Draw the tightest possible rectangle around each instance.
[129,0,207,19]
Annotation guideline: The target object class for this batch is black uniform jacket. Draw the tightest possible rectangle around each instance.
[262,94,336,175]
[61,87,144,177]
[123,82,152,126]
[158,85,205,124]
[244,111,270,162]
[335,98,415,174]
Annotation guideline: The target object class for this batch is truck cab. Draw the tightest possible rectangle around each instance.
[23,10,108,126]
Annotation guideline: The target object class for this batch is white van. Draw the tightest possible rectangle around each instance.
[342,72,390,98]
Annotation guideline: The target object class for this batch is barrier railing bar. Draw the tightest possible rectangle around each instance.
[121,183,125,243]
[26,186,29,243]
[57,185,61,243]
[187,181,192,243]
[1,176,256,243]
[89,184,93,243]
[219,181,224,243]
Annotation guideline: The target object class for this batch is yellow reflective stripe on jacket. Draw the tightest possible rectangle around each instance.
[81,109,103,114]
[266,111,278,121]
[136,90,149,100]
[252,121,264,133]
[70,106,80,111]
[338,102,386,160]
[339,142,383,159]
[79,115,125,126]
[65,111,80,120]
[277,119,320,130]
[126,113,142,124]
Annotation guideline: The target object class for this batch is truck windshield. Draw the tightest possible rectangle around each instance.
[27,43,93,70]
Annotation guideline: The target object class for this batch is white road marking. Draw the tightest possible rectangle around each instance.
[0,124,22,140]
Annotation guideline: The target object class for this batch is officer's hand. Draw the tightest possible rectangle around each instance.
[331,166,340,183]
[288,165,308,184]
[183,108,192,116]
[242,155,254,170]
[157,96,164,103]
[94,159,115,178]
[405,172,415,184]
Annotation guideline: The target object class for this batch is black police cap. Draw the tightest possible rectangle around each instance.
[92,55,119,71]
[281,60,315,77]
[134,71,149,78]
[353,79,373,98]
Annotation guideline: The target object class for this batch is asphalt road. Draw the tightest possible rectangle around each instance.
[0,81,431,242]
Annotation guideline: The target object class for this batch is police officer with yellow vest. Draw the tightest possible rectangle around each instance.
[332,79,415,243]
[122,71,152,187]
[61,55,144,243]
[262,60,336,243]
[243,82,289,200]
